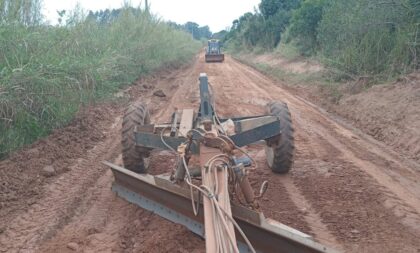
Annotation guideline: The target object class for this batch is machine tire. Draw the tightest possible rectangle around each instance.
[265,101,295,174]
[122,101,151,173]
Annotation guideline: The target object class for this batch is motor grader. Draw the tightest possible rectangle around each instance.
[205,39,225,63]
[105,73,337,253]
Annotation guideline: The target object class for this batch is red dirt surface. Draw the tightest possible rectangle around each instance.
[1,54,420,253]
[331,72,420,163]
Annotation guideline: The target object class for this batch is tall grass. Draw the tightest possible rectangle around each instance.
[318,0,419,79]
[0,6,200,158]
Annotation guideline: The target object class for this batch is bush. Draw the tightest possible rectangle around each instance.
[287,0,330,56]
[227,0,419,79]
[0,6,200,158]
[225,0,302,51]
[318,0,419,77]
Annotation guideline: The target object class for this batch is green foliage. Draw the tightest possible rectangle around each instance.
[86,9,119,25]
[275,42,300,59]
[228,0,419,79]
[0,4,200,158]
[212,30,228,40]
[0,0,43,25]
[168,21,212,40]
[318,0,419,77]
[183,22,210,39]
[225,0,301,51]
[287,0,330,55]
[259,0,301,18]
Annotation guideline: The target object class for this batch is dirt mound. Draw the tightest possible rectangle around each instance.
[333,73,420,162]
[0,103,120,223]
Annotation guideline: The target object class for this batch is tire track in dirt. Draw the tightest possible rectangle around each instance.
[232,57,420,204]
[273,169,343,249]
[0,115,122,253]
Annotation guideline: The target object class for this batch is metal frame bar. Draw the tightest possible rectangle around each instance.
[229,119,280,147]
[134,115,280,152]
[198,73,214,123]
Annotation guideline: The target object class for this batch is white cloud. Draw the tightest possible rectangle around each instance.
[42,0,260,32]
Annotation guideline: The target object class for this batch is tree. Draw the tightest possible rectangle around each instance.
[182,22,212,40]
[0,0,43,25]
[184,21,199,39]
[225,0,302,50]
[259,0,301,18]
[197,25,212,39]
[213,30,228,40]
[288,0,331,55]
[86,8,122,25]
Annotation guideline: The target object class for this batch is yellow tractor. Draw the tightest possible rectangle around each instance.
[205,39,225,62]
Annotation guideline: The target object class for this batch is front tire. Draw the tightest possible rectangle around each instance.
[122,101,150,173]
[265,101,295,174]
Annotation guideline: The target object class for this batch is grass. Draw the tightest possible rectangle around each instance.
[275,42,301,60]
[231,40,377,104]
[232,52,344,103]
[0,7,201,158]
[256,62,322,83]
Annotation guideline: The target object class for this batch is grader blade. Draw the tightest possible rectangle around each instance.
[205,53,225,63]
[105,162,338,253]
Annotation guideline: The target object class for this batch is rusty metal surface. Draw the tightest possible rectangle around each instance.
[199,145,234,252]
[205,54,225,63]
[104,162,339,253]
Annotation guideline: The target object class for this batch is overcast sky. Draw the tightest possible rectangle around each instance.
[43,0,260,32]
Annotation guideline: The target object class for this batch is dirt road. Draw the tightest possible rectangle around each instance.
[1,54,420,253]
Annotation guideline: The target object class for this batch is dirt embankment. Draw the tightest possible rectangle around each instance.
[237,53,420,164]
[332,73,420,162]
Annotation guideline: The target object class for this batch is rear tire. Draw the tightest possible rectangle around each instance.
[265,101,295,174]
[122,101,150,173]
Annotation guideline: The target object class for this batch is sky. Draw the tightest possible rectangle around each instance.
[42,0,260,32]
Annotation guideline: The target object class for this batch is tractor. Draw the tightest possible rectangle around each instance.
[205,39,225,63]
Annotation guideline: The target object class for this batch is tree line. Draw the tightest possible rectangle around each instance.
[168,21,212,40]
[86,9,212,40]
[224,0,419,77]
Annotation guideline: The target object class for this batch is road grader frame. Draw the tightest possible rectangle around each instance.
[105,73,337,253]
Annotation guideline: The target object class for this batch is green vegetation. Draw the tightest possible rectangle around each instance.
[224,0,419,78]
[168,21,212,40]
[85,9,213,40]
[0,1,200,158]
[286,0,328,56]
[317,0,419,77]
[224,0,301,52]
